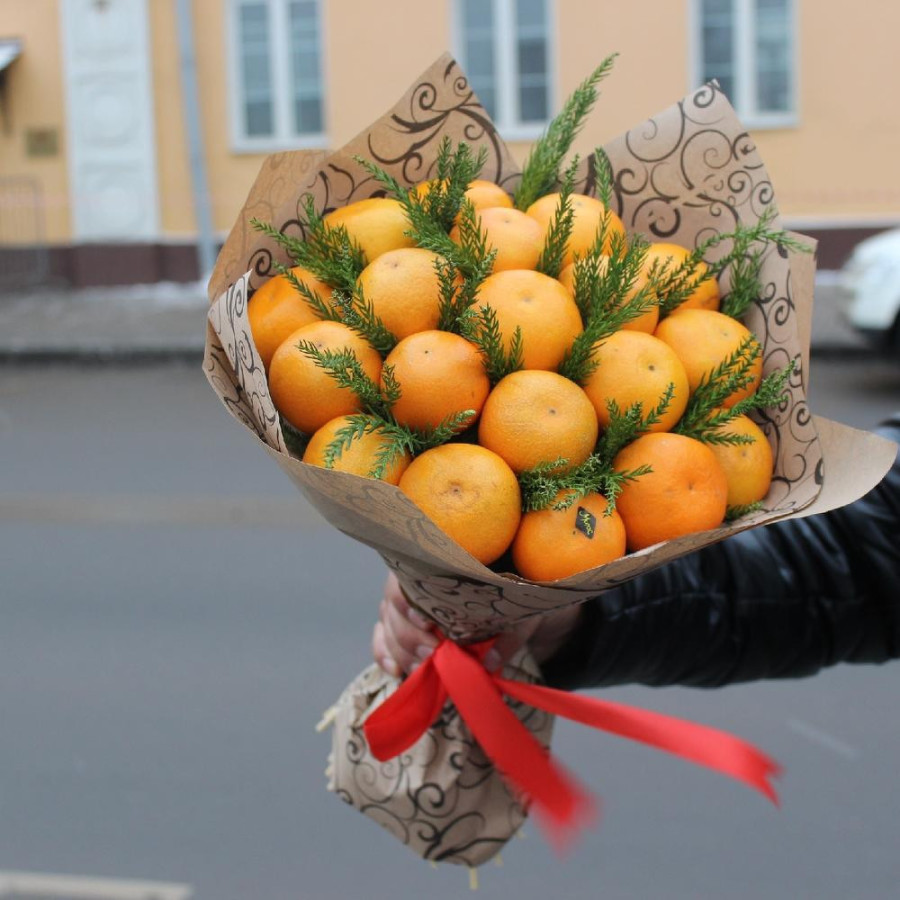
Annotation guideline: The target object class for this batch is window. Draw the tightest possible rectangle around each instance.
[694,0,796,127]
[229,0,326,150]
[455,0,553,138]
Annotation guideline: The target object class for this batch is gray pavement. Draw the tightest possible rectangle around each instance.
[0,273,869,362]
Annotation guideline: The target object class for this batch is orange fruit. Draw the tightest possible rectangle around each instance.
[707,413,774,507]
[356,247,447,340]
[558,257,659,334]
[268,320,382,435]
[398,443,522,565]
[642,242,720,312]
[302,415,411,484]
[612,432,729,551]
[654,308,763,408]
[323,197,416,263]
[472,269,583,371]
[581,331,690,433]
[478,370,599,474]
[451,206,544,272]
[464,179,514,211]
[383,330,490,433]
[512,491,627,581]
[525,192,627,266]
[247,267,332,369]
[414,178,513,213]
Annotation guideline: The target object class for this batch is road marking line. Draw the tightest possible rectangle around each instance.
[0,492,325,529]
[787,717,860,760]
[0,870,193,899]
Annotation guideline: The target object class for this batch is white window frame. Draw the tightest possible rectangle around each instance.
[451,0,556,141]
[689,0,799,129]
[226,0,328,153]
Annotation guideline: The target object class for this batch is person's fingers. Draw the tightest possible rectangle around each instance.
[375,573,439,675]
[372,621,401,679]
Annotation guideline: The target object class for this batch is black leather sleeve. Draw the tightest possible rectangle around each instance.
[540,416,900,690]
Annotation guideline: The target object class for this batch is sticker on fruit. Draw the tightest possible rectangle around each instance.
[203,53,896,870]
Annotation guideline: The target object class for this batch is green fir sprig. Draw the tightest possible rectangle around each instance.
[676,350,796,444]
[295,341,396,418]
[514,54,618,211]
[333,282,398,356]
[596,387,674,466]
[558,232,655,384]
[519,451,651,515]
[535,157,579,278]
[592,146,614,212]
[725,501,765,521]
[252,195,366,293]
[320,410,477,480]
[459,302,524,384]
[276,263,343,321]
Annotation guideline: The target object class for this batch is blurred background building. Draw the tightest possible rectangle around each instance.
[1,0,899,290]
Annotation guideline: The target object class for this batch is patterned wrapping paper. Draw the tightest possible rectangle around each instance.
[203,54,896,868]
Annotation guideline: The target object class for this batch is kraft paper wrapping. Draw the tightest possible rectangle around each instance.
[203,54,898,867]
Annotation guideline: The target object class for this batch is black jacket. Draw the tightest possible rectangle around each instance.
[542,415,900,690]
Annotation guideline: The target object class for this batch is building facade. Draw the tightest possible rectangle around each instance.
[1,0,898,288]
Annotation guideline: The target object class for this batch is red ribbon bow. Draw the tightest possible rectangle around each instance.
[364,637,781,850]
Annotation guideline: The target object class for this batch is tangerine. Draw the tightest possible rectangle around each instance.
[707,413,774,507]
[323,197,415,263]
[478,369,599,474]
[247,267,332,369]
[302,415,411,484]
[558,257,659,334]
[268,320,382,435]
[612,432,729,551]
[356,247,446,340]
[525,192,627,266]
[450,206,544,272]
[581,330,690,432]
[654,308,762,408]
[472,269,583,371]
[383,330,490,433]
[642,242,720,312]
[398,443,522,565]
[512,491,627,581]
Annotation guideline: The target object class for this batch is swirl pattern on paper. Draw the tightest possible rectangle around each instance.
[329,656,552,867]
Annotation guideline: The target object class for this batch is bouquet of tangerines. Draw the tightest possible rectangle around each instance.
[204,53,833,872]
[248,82,799,584]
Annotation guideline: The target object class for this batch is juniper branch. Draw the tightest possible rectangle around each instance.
[536,156,579,278]
[515,54,618,211]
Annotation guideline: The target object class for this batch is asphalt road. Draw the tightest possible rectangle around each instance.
[1,359,898,900]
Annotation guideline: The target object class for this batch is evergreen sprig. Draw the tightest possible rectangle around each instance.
[654,207,812,318]
[295,342,394,418]
[726,501,764,521]
[558,232,655,384]
[519,452,651,515]
[252,195,366,293]
[592,146,614,212]
[514,54,618,211]
[535,157,579,278]
[596,387,674,467]
[320,409,477,480]
[676,351,796,444]
[276,263,343,321]
[459,303,524,384]
[674,334,762,440]
[334,282,398,356]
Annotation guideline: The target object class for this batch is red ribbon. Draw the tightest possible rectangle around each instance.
[363,637,781,849]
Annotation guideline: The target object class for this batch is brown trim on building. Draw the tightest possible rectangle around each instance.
[2,225,898,292]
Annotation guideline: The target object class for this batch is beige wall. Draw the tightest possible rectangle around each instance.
[0,0,70,243]
[2,0,899,247]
